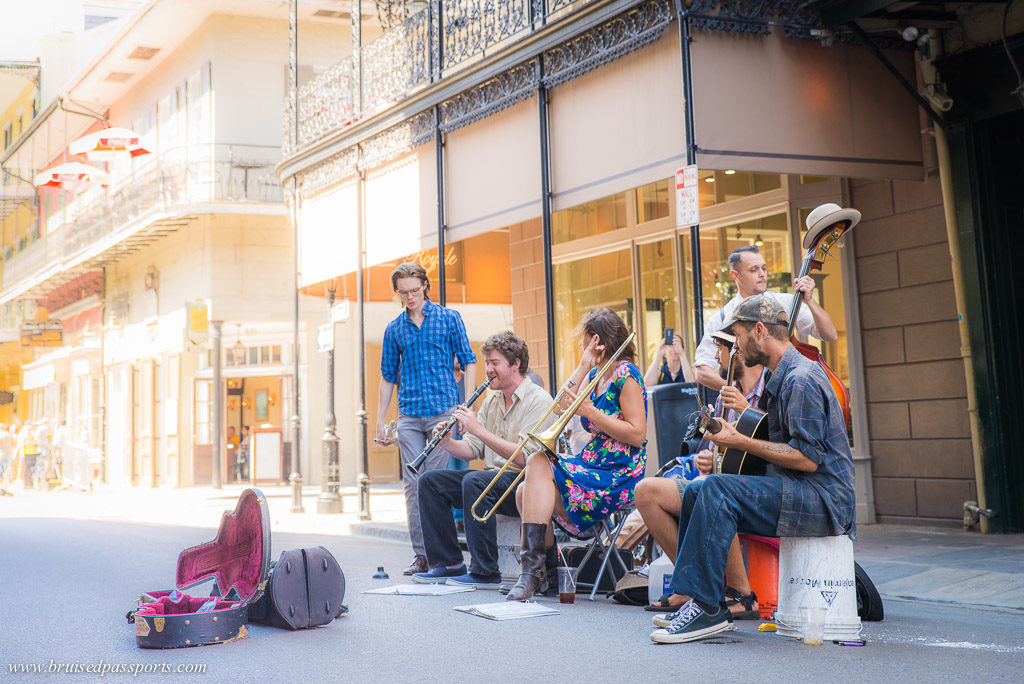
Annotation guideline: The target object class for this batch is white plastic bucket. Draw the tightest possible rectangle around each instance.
[647,552,675,605]
[775,535,862,642]
[495,514,521,582]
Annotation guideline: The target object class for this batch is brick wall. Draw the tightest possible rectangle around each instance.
[508,218,550,388]
[852,174,976,525]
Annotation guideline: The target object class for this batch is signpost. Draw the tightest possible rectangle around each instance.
[675,165,699,228]
[317,322,335,353]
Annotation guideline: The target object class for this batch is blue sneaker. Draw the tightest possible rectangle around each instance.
[411,564,467,584]
[650,600,734,643]
[446,572,503,589]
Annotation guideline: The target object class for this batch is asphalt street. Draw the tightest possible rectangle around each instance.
[2,516,1023,682]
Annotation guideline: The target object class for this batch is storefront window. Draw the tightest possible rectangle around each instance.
[637,179,670,223]
[552,191,628,244]
[698,170,782,208]
[679,212,792,349]
[552,248,634,384]
[637,238,678,366]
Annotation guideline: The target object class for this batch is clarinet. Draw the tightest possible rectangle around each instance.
[405,376,494,475]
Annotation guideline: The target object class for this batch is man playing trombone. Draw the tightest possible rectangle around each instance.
[412,331,554,588]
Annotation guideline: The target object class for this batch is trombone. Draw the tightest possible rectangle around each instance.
[469,332,636,523]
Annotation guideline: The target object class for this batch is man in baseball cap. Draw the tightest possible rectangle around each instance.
[650,292,855,644]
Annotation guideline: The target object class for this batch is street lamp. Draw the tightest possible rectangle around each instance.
[318,284,343,514]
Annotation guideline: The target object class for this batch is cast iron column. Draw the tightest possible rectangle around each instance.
[211,320,223,489]
[318,285,343,513]
[537,57,557,390]
[356,164,371,520]
[288,0,305,513]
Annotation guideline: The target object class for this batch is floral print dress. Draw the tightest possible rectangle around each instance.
[552,361,647,535]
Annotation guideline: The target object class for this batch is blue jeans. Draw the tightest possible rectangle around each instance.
[670,474,783,606]
[418,468,521,577]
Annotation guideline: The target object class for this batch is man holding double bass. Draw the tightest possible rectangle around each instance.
[693,243,838,393]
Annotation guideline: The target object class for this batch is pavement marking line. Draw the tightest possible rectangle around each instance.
[923,641,1024,654]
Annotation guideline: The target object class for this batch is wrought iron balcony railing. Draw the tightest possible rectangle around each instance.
[1,144,283,296]
[284,0,597,154]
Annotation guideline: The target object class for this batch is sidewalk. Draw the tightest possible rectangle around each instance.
[2,483,1022,612]
[0,481,410,537]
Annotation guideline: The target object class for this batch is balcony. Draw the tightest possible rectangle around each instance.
[0,144,283,301]
[284,0,599,154]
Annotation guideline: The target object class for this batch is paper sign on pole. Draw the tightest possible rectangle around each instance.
[317,323,335,353]
[675,165,700,229]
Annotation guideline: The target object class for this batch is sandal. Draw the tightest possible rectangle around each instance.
[724,587,760,620]
[644,594,688,612]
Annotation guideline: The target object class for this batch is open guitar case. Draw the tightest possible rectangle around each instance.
[128,488,346,648]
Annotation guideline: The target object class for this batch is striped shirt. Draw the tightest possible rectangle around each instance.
[761,346,856,539]
[380,298,477,418]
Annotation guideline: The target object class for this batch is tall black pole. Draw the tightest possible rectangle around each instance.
[676,1,704,348]
[356,164,371,520]
[318,284,343,513]
[537,57,557,390]
[288,0,304,512]
[211,320,223,489]
[352,0,371,521]
[435,105,446,304]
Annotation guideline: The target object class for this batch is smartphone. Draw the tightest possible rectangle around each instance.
[664,328,674,347]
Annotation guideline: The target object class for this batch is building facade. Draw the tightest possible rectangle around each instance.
[0,1,361,489]
[280,0,1024,530]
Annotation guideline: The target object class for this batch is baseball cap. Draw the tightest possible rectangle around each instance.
[721,293,790,332]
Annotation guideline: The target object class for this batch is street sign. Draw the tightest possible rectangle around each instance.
[332,299,350,323]
[317,322,335,353]
[187,300,209,345]
[675,165,700,229]
[20,320,63,347]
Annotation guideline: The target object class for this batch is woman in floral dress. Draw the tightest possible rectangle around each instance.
[507,307,647,601]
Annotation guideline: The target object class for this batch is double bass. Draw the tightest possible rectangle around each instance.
[787,217,858,430]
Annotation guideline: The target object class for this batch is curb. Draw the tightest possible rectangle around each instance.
[352,522,411,544]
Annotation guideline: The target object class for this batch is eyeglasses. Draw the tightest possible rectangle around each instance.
[397,286,423,298]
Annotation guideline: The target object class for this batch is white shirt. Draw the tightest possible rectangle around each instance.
[693,291,818,368]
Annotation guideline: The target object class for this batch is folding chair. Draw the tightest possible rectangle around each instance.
[560,506,635,601]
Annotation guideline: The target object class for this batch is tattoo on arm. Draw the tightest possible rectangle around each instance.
[762,441,798,456]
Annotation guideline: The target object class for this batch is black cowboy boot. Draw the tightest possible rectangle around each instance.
[506,523,547,602]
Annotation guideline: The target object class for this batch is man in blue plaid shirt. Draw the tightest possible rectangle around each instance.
[651,293,855,644]
[377,262,477,575]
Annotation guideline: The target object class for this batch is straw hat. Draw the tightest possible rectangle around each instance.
[803,203,861,249]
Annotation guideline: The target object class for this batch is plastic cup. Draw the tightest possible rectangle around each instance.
[557,567,576,604]
[802,606,827,645]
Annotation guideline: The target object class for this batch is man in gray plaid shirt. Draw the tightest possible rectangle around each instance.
[651,293,855,644]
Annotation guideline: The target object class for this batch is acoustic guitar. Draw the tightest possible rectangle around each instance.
[688,347,769,476]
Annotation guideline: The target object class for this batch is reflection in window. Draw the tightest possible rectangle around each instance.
[698,170,781,208]
[552,248,633,384]
[636,179,670,223]
[680,213,792,344]
[637,239,677,365]
[552,192,628,244]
